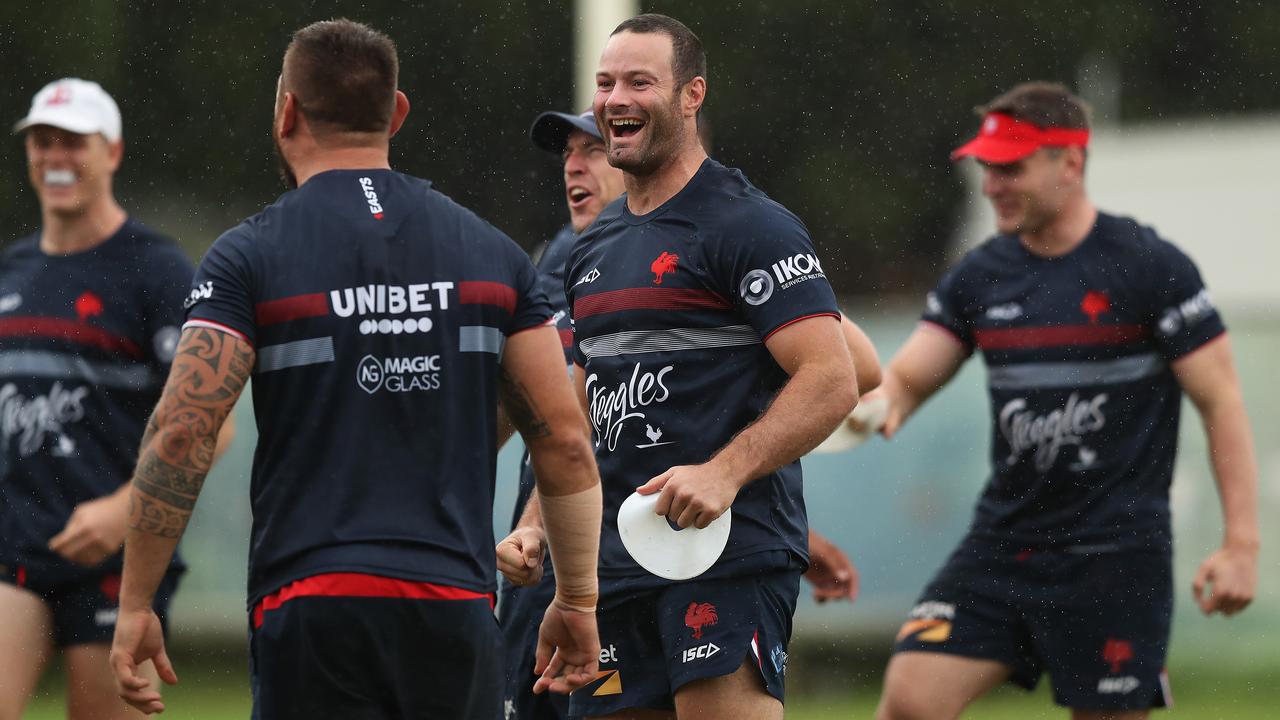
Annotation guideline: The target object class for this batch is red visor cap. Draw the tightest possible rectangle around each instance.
[951,113,1090,163]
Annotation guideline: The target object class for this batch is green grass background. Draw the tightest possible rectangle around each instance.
[25,652,1277,719]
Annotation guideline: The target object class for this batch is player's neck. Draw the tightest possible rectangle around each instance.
[292,146,392,187]
[39,198,127,256]
[1018,196,1097,258]
[623,144,708,217]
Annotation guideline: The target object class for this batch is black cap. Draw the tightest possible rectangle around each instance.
[529,110,602,154]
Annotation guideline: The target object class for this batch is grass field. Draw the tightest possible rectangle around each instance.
[25,655,1277,719]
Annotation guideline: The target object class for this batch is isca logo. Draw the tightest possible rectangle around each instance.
[359,177,384,219]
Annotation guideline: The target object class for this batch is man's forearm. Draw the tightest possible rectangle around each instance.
[1203,397,1260,551]
[120,327,253,609]
[713,358,857,486]
[519,491,544,530]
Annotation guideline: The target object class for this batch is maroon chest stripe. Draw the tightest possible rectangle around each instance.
[974,324,1148,350]
[574,287,732,319]
[0,316,142,358]
[255,293,329,326]
[459,281,516,314]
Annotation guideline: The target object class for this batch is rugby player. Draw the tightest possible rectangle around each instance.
[0,78,233,720]
[872,82,1259,720]
[497,109,876,719]
[559,14,859,719]
[107,20,602,719]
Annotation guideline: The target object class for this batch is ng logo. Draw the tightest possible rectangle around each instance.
[357,355,383,394]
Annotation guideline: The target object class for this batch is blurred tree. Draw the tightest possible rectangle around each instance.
[1,1,1276,294]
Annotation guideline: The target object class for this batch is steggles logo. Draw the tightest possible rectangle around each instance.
[585,364,673,452]
[999,392,1108,472]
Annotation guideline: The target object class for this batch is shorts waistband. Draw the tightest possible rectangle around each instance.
[252,571,495,628]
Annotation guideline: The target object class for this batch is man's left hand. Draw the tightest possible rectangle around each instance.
[49,491,129,566]
[637,462,741,529]
[805,532,859,603]
[1192,545,1257,616]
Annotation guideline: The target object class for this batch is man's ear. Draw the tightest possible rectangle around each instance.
[683,76,706,118]
[388,90,411,138]
[277,91,298,139]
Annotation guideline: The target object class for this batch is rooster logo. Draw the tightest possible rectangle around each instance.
[645,425,663,444]
[75,291,104,323]
[685,602,718,639]
[1080,290,1111,324]
[1102,638,1133,674]
[99,574,122,605]
[651,252,678,284]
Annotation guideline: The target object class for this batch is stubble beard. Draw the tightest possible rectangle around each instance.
[273,134,298,190]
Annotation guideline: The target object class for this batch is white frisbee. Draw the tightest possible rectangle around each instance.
[810,395,889,454]
[617,492,732,580]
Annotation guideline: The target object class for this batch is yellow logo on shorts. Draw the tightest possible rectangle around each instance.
[896,618,952,643]
[591,669,622,697]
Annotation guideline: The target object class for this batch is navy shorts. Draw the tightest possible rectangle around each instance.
[1,563,181,647]
[893,537,1174,711]
[498,574,569,720]
[568,570,800,718]
[249,572,501,720]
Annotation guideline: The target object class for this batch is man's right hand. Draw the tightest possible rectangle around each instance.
[110,606,178,714]
[533,600,600,694]
[497,525,547,586]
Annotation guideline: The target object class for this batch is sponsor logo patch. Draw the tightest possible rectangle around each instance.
[0,382,88,456]
[1157,288,1214,338]
[0,293,22,313]
[357,354,442,394]
[586,364,673,452]
[771,253,825,290]
[184,281,213,309]
[739,268,775,306]
[574,268,601,287]
[999,392,1108,473]
[985,302,1022,321]
[359,176,384,219]
[682,642,721,663]
[896,601,955,643]
[1098,676,1140,694]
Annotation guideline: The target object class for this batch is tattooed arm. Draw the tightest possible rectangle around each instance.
[498,326,602,694]
[110,326,254,713]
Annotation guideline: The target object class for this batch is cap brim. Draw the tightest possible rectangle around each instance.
[13,110,102,138]
[950,136,1039,164]
[529,111,601,154]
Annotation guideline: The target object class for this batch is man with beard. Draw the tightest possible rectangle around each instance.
[0,78,234,720]
[497,109,874,719]
[871,82,1258,720]
[108,19,603,719]
[560,14,859,719]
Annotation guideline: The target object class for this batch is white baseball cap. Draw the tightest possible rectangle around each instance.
[13,78,122,142]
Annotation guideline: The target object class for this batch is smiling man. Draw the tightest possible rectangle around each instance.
[0,78,213,720]
[870,82,1259,720]
[560,14,858,720]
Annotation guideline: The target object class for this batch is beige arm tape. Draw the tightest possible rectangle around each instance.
[539,484,602,613]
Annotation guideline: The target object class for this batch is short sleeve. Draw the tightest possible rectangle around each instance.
[143,244,196,366]
[184,228,258,346]
[506,241,554,335]
[709,208,840,340]
[920,264,974,349]
[1149,240,1225,360]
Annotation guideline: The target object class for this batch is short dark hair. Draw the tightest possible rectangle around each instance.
[978,81,1091,130]
[283,19,398,134]
[611,13,707,89]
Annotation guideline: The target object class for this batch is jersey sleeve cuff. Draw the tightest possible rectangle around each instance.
[184,318,254,347]
[761,312,841,342]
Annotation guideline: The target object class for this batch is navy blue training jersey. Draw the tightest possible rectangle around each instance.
[508,224,577,535]
[565,159,840,597]
[0,219,192,584]
[184,169,552,605]
[922,212,1224,547]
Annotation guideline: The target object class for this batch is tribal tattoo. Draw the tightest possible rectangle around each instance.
[498,364,551,440]
[128,327,253,538]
